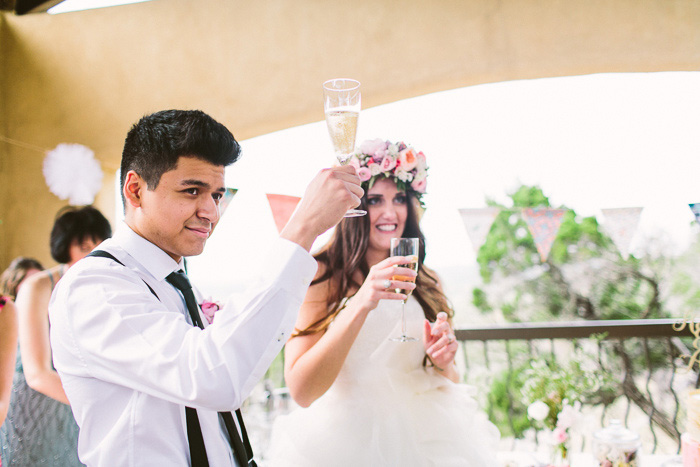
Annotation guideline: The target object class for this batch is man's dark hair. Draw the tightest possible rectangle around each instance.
[50,206,112,264]
[120,109,241,200]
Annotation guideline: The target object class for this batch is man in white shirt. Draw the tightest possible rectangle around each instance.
[49,109,363,466]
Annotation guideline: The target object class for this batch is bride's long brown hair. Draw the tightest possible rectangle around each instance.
[293,187,452,337]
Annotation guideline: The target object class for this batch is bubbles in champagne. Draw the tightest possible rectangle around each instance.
[325,110,358,161]
[392,255,419,297]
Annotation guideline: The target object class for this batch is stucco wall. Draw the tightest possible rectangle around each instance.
[1,0,699,270]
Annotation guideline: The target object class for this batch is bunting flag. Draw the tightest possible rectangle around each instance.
[219,188,238,218]
[600,207,643,259]
[458,208,500,254]
[521,208,566,262]
[266,193,301,233]
[690,204,700,225]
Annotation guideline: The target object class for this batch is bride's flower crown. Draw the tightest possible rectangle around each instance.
[348,139,428,205]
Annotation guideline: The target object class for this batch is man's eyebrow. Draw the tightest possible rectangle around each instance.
[179,179,209,187]
[179,179,227,193]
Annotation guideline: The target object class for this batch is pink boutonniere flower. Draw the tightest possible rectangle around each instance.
[200,300,221,324]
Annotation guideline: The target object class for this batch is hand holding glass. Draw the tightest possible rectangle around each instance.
[323,78,365,217]
[390,238,419,342]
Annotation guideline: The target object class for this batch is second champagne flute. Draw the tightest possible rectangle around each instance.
[322,78,365,217]
[389,237,420,342]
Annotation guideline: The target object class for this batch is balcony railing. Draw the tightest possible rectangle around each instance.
[247,318,698,460]
[455,318,698,454]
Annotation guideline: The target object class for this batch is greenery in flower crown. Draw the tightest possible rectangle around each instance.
[349,139,429,206]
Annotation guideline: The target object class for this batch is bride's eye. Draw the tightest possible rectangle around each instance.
[367,197,382,206]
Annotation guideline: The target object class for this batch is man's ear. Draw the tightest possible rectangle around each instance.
[123,170,146,208]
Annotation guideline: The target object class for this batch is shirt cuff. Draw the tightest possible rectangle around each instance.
[266,237,318,292]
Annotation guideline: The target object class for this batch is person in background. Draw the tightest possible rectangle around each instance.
[0,257,44,301]
[1,206,111,466]
[0,258,44,439]
[0,297,17,432]
[267,139,500,466]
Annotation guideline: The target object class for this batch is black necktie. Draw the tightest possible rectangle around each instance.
[166,270,255,467]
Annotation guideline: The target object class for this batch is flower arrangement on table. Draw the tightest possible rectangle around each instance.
[523,358,616,466]
[348,139,428,207]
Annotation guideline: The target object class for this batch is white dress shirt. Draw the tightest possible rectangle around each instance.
[49,224,316,466]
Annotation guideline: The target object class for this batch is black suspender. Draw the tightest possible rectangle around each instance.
[86,250,160,300]
[86,250,257,466]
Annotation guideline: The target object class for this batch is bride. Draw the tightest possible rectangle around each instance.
[266,139,499,466]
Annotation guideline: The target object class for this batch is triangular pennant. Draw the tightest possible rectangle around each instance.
[219,188,238,219]
[266,193,301,233]
[521,208,566,262]
[690,204,700,225]
[600,207,643,259]
[458,208,500,254]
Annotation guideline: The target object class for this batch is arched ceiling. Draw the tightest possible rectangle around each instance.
[0,0,698,268]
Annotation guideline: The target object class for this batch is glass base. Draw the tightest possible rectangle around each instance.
[390,335,418,342]
[344,209,367,217]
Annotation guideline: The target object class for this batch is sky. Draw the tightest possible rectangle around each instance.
[184,71,700,323]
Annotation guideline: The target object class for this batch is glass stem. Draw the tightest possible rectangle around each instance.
[401,300,407,337]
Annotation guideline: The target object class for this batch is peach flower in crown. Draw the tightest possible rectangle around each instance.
[350,139,428,207]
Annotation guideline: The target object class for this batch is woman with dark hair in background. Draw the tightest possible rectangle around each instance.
[267,140,499,466]
[0,206,111,466]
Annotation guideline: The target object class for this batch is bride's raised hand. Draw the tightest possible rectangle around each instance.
[423,312,458,370]
[351,256,416,314]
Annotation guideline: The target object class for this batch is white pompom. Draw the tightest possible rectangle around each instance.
[43,143,104,205]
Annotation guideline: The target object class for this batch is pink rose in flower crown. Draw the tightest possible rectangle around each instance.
[357,167,372,182]
[398,148,418,171]
[416,151,427,168]
[200,300,221,324]
[379,155,397,172]
[372,150,387,163]
[411,177,427,193]
[359,139,388,160]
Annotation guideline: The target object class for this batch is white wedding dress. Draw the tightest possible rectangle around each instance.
[266,296,500,466]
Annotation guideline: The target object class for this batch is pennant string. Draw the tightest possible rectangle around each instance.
[0,134,120,171]
[0,134,48,154]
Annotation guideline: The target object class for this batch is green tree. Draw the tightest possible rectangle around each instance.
[473,185,694,442]
[474,185,666,322]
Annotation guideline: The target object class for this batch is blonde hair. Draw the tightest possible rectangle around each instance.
[0,257,44,299]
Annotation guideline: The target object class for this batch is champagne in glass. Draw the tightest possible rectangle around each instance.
[392,255,418,296]
[325,109,359,164]
[389,238,420,342]
[323,78,365,217]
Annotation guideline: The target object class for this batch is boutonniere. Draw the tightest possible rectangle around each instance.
[199,299,221,324]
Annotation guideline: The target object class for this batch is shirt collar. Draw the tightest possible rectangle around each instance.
[113,222,185,281]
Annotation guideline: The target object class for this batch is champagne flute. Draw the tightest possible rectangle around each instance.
[322,78,366,217]
[389,237,420,342]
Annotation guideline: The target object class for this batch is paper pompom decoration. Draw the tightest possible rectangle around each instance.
[43,143,104,205]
